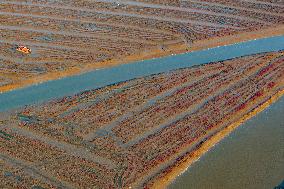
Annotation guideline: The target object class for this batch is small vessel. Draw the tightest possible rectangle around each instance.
[16,45,31,54]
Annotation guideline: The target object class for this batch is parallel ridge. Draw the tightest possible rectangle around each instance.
[0,0,283,89]
[0,51,283,188]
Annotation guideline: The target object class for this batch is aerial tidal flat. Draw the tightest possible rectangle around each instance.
[0,50,283,188]
[0,0,284,92]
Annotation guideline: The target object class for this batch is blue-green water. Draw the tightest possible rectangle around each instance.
[0,36,284,111]
[0,35,283,189]
[169,96,284,189]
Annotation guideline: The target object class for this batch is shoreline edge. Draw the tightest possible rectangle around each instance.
[149,89,284,189]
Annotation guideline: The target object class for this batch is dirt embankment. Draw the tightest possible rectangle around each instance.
[1,25,283,93]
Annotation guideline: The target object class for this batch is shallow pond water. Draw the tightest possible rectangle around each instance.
[168,96,284,189]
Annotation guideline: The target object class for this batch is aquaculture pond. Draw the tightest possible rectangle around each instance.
[169,96,284,189]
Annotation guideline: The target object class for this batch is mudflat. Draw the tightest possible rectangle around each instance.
[0,50,283,188]
[0,0,283,92]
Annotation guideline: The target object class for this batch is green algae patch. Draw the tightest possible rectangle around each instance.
[0,130,13,140]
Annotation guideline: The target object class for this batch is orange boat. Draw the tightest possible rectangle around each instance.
[16,46,31,54]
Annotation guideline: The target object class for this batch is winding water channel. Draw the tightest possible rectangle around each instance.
[0,35,283,188]
[1,35,284,111]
